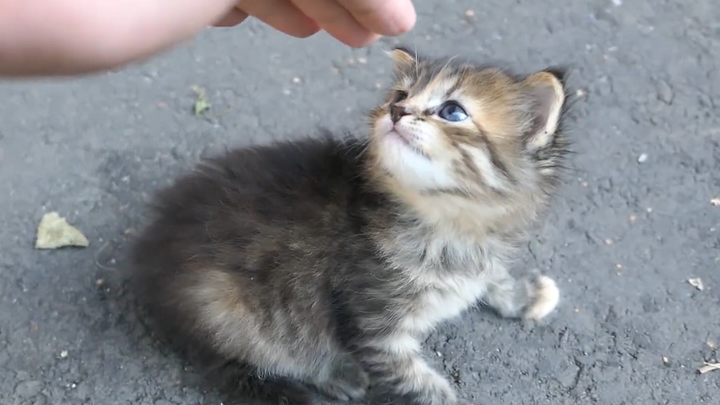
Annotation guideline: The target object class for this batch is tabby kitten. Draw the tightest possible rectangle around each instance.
[129,47,571,405]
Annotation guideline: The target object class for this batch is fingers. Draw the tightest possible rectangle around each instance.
[219,0,417,48]
[290,0,378,47]
[212,7,249,27]
[336,0,416,37]
[238,0,320,38]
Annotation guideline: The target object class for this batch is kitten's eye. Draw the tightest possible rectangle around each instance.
[438,102,468,122]
[393,91,408,103]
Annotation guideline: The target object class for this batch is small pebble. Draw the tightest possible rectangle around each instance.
[60,350,68,358]
[688,278,704,291]
[638,153,648,163]
[292,77,301,84]
[465,9,475,17]
[656,80,674,104]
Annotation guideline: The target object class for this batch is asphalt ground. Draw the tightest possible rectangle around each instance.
[1,0,719,404]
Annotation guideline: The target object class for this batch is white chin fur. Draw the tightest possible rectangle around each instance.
[374,115,456,191]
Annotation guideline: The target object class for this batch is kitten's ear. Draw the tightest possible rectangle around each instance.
[387,46,417,73]
[523,69,567,150]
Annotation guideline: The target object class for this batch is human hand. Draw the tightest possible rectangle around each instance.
[0,0,416,77]
[214,0,417,48]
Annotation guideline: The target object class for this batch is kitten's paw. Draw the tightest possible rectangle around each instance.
[522,275,559,320]
[316,379,368,402]
[314,356,369,401]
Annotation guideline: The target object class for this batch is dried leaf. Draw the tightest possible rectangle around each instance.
[688,278,704,291]
[192,85,210,115]
[35,212,89,249]
[698,362,720,374]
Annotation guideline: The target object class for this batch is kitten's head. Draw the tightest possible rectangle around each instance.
[367,47,571,223]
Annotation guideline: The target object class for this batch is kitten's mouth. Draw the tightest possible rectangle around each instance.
[386,129,429,159]
[388,129,412,146]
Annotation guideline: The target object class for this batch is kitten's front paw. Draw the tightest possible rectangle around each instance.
[522,275,559,320]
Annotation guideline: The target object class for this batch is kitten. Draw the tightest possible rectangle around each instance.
[129,47,572,405]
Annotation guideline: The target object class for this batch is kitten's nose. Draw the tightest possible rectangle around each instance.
[390,105,410,124]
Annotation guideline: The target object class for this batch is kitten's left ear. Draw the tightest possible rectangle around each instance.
[386,46,417,73]
[524,69,567,150]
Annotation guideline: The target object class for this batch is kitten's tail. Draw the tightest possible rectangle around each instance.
[209,360,316,405]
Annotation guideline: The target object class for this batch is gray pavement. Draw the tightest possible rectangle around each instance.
[1,0,719,404]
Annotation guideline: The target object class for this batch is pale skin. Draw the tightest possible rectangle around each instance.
[0,0,416,77]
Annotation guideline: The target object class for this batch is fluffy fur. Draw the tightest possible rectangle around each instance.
[129,47,573,405]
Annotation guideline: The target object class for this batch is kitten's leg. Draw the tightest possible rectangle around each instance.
[483,268,560,320]
[231,346,368,402]
[238,343,368,401]
[188,269,368,401]
[358,334,469,405]
[308,351,370,401]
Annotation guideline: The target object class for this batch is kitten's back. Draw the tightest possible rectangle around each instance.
[129,133,372,404]
[154,134,366,222]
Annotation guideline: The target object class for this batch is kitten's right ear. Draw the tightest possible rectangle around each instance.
[386,46,417,73]
[523,69,567,150]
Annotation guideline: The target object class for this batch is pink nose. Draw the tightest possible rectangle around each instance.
[391,105,410,123]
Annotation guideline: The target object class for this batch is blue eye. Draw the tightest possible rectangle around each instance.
[438,102,468,122]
